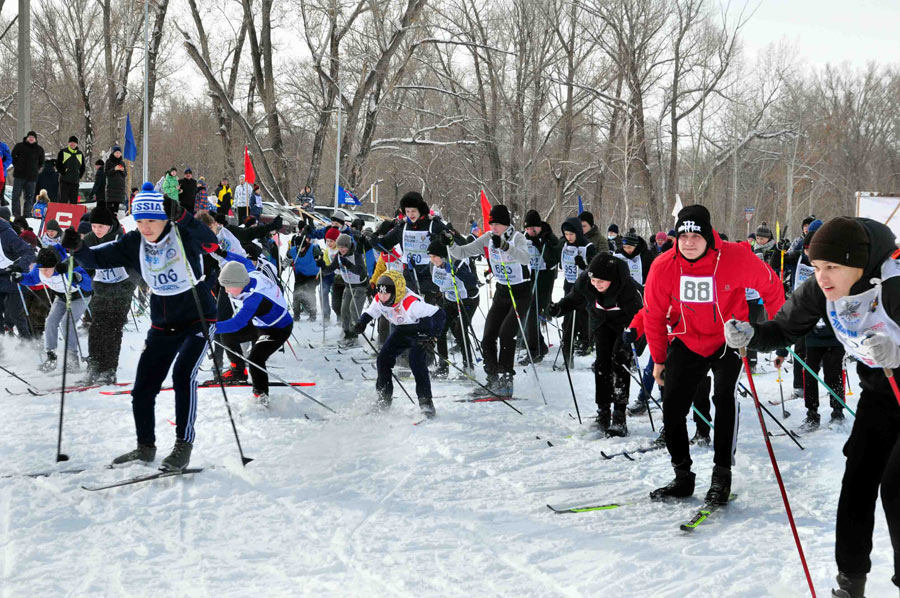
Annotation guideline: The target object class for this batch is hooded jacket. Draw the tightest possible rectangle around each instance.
[559,216,598,288]
[104,155,128,203]
[644,229,785,363]
[749,217,900,397]
[582,224,611,254]
[556,257,643,332]
[616,236,655,284]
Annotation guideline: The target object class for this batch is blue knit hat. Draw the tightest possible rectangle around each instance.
[132,182,167,221]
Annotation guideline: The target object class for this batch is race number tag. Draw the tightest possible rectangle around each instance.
[679,276,714,303]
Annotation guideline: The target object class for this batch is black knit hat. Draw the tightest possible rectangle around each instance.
[400,191,424,212]
[214,212,228,225]
[45,219,62,234]
[36,248,60,268]
[95,159,104,167]
[524,210,542,229]
[427,238,447,259]
[488,205,511,226]
[608,223,619,234]
[90,206,115,226]
[623,230,640,246]
[808,217,869,268]
[68,135,79,144]
[755,222,773,240]
[579,211,595,228]
[675,204,715,249]
[802,215,816,228]
[587,253,619,282]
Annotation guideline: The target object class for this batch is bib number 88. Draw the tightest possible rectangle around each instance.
[680,277,713,303]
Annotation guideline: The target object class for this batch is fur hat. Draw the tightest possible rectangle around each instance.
[36,248,61,268]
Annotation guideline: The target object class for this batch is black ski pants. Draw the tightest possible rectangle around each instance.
[792,336,806,390]
[746,299,764,367]
[802,343,845,415]
[592,325,631,412]
[662,339,741,471]
[58,180,79,204]
[835,391,900,585]
[561,281,590,364]
[445,296,479,369]
[377,327,431,400]
[132,321,212,446]
[525,271,554,358]
[87,281,135,377]
[222,323,292,394]
[0,288,31,338]
[482,281,530,377]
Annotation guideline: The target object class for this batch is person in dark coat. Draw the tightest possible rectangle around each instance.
[104,146,128,213]
[10,131,45,218]
[615,229,655,285]
[179,168,198,215]
[0,210,36,337]
[56,135,85,204]
[90,159,106,204]
[36,160,57,206]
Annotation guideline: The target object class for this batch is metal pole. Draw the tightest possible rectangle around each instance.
[142,0,149,181]
[333,73,341,210]
[17,0,31,140]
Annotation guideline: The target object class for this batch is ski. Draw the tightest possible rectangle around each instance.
[454,396,525,403]
[679,494,738,532]
[6,381,131,397]
[100,381,316,395]
[547,500,637,514]
[600,444,665,460]
[81,468,204,492]
[2,468,87,479]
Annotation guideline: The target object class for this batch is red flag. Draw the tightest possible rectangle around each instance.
[480,190,491,235]
[243,146,256,184]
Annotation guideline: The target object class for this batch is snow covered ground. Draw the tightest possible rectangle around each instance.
[0,250,895,597]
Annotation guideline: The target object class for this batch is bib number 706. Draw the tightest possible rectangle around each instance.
[680,276,713,303]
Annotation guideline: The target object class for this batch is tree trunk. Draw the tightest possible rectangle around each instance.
[75,37,93,165]
[139,0,169,149]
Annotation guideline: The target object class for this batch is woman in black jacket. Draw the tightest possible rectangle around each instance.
[104,146,128,213]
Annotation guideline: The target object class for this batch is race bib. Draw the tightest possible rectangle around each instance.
[680,276,714,303]
[402,228,430,266]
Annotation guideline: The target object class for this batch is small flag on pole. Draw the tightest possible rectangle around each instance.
[243,146,256,184]
[480,190,491,234]
[123,114,137,162]
[577,196,584,215]
[338,186,360,206]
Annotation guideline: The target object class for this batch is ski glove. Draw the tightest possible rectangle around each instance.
[546,302,562,318]
[491,234,510,252]
[162,196,184,221]
[622,328,638,346]
[723,319,754,349]
[9,272,22,282]
[416,332,437,354]
[351,321,368,336]
[54,262,72,275]
[213,247,229,259]
[60,228,82,252]
[439,230,455,247]
[860,332,900,369]
[574,255,587,270]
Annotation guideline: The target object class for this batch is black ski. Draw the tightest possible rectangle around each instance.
[679,494,737,531]
[81,468,204,491]
[600,444,665,460]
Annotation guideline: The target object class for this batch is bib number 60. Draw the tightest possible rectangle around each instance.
[680,276,713,303]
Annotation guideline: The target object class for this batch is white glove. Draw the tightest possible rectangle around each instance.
[724,319,754,349]
[860,332,900,369]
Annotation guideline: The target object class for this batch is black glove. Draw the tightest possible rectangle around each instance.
[214,246,228,259]
[10,271,23,283]
[574,255,587,270]
[491,234,502,249]
[271,215,283,230]
[162,196,184,221]
[416,332,436,353]
[546,302,562,318]
[351,321,368,336]
[60,228,83,252]
[315,258,326,269]
[622,328,638,345]
[776,238,791,251]
[440,230,455,247]
[54,261,71,275]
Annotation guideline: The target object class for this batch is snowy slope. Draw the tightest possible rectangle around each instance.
[0,269,895,597]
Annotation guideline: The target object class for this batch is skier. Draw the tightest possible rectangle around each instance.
[643,204,784,505]
[285,233,321,321]
[41,219,63,248]
[559,216,598,362]
[82,206,135,384]
[14,246,92,371]
[548,253,643,435]
[426,238,479,373]
[442,204,531,397]
[0,208,36,339]
[59,181,219,472]
[216,259,292,406]
[724,216,900,598]
[614,229,655,285]
[350,270,445,418]
[522,209,561,365]
[316,233,369,347]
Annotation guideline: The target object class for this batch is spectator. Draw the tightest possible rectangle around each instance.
[10,131,45,218]
[179,167,198,214]
[233,174,252,223]
[162,167,179,201]
[104,146,127,214]
[90,159,106,205]
[250,184,263,219]
[56,135,85,204]
[36,159,57,204]
[296,185,315,211]
[195,177,213,213]
[215,177,233,215]
[33,189,50,220]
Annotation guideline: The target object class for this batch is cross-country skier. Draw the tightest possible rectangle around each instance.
[644,204,784,505]
[522,210,561,365]
[350,270,445,418]
[724,216,900,598]
[441,204,531,397]
[59,182,219,472]
[426,238,479,373]
[559,216,598,362]
[316,233,369,347]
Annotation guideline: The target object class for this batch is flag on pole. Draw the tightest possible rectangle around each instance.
[243,146,256,184]
[480,190,491,235]
[123,114,137,162]
[577,196,584,215]
[671,193,684,221]
[337,186,360,206]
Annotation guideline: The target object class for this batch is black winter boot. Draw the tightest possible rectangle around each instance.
[606,405,628,437]
[831,571,866,598]
[112,443,156,465]
[650,468,695,501]
[705,465,732,505]
[374,389,393,411]
[160,440,193,472]
[798,411,821,433]
[472,374,499,397]
[419,397,436,419]
[593,407,611,433]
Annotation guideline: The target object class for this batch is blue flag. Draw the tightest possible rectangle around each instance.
[338,186,360,206]
[577,195,584,215]
[124,113,137,161]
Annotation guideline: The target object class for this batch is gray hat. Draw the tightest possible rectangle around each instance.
[336,233,352,249]
[218,261,250,289]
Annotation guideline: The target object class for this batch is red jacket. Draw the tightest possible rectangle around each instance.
[644,230,785,363]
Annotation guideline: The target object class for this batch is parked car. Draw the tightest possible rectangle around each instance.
[312,205,354,223]
[260,201,300,234]
[77,181,95,204]
[349,211,381,229]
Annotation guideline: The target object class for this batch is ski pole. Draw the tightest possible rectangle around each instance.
[843,358,854,396]
[776,365,791,418]
[421,343,523,415]
[882,367,900,409]
[0,364,41,391]
[172,223,253,466]
[629,344,655,432]
[740,347,816,597]
[559,316,582,424]
[16,283,34,337]
[212,339,336,412]
[445,254,472,371]
[55,257,76,463]
[498,256,548,405]
[787,347,855,417]
[617,361,714,430]
[737,382,805,451]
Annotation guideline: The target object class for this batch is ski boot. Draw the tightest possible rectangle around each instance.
[798,411,821,434]
[831,572,866,598]
[79,369,98,386]
[627,397,649,416]
[690,430,711,447]
[606,406,628,437]
[791,388,804,401]
[338,335,359,349]
[650,467,695,501]
[472,374,500,397]
[704,465,732,505]
[434,364,449,380]
[112,443,157,465]
[418,397,436,419]
[253,390,270,407]
[308,313,317,322]
[593,407,611,434]
[494,373,513,397]
[95,370,117,385]
[160,440,193,472]
[39,350,58,372]
[65,353,81,373]
[374,389,393,412]
[829,409,846,426]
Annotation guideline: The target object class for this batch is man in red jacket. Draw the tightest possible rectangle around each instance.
[644,204,784,505]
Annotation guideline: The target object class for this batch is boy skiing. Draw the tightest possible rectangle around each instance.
[559,216,598,361]
[351,270,445,418]
[316,233,369,347]
[60,182,219,472]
